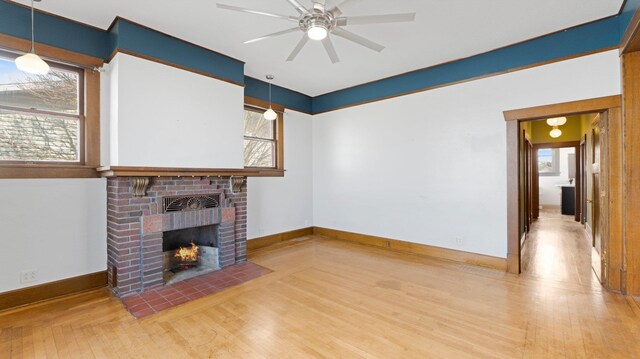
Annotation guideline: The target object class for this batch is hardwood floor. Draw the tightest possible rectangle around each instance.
[521,208,601,289]
[1,234,639,358]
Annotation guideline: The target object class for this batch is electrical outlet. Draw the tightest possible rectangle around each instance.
[455,237,464,245]
[20,269,38,284]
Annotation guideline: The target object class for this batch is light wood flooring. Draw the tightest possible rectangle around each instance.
[521,208,601,289]
[1,233,639,358]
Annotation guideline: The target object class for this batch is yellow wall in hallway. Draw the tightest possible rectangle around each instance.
[530,116,583,144]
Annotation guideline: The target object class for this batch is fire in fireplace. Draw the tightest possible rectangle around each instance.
[163,225,220,285]
[174,242,199,267]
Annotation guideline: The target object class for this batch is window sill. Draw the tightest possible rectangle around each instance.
[0,164,99,179]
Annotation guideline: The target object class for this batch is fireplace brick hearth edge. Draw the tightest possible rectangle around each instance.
[106,176,247,297]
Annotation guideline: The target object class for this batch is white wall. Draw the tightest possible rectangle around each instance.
[312,50,621,258]
[0,179,107,292]
[100,60,113,167]
[107,53,245,168]
[247,110,313,239]
[0,50,622,295]
[539,147,575,207]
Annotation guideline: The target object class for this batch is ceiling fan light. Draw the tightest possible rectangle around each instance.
[263,108,277,121]
[549,126,562,138]
[307,25,328,40]
[546,116,567,127]
[15,52,50,75]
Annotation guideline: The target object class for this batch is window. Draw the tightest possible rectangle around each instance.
[0,50,84,163]
[242,98,283,174]
[538,148,559,176]
[243,107,276,167]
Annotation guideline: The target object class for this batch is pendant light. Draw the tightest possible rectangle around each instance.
[15,0,50,75]
[549,126,562,138]
[546,116,567,126]
[263,75,277,121]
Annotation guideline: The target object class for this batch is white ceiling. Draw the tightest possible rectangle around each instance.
[16,0,623,96]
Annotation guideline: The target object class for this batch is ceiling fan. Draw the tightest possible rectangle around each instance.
[217,0,416,64]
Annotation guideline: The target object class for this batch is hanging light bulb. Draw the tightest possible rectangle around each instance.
[264,74,277,121]
[15,0,49,75]
[264,108,277,120]
[549,126,562,138]
[546,116,567,126]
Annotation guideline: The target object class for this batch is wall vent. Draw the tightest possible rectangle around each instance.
[162,194,220,213]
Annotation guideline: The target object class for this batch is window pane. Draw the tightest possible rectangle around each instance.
[244,139,274,167]
[538,148,555,173]
[0,56,79,115]
[0,110,80,162]
[244,110,274,139]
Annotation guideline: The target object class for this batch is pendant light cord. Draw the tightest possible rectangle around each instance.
[30,0,35,53]
[268,81,272,109]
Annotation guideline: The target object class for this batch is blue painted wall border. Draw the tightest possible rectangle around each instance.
[0,1,246,86]
[0,1,108,59]
[621,0,640,34]
[108,18,245,86]
[1,0,639,115]
[0,0,313,111]
[244,76,312,114]
[312,16,622,113]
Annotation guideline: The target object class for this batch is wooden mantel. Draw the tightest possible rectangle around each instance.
[96,166,284,178]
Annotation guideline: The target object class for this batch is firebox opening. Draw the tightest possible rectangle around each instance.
[162,225,220,285]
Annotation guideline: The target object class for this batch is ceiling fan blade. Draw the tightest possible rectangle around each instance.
[244,28,301,44]
[286,0,310,15]
[322,37,340,64]
[328,0,362,17]
[332,28,384,52]
[336,13,416,26]
[217,4,298,22]
[286,35,310,61]
[313,0,326,12]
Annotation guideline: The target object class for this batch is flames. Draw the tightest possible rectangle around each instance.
[175,242,199,262]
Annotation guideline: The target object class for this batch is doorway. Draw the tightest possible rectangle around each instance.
[503,96,623,293]
[531,142,580,222]
[519,117,588,284]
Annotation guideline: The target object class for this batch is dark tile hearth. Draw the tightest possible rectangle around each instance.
[121,262,271,318]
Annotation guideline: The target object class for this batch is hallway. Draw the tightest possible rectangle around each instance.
[521,208,601,290]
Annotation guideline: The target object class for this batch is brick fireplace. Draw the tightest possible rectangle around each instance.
[106,176,247,297]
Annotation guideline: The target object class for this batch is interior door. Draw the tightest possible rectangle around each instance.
[532,148,539,219]
[580,137,587,224]
[591,116,603,282]
[523,135,531,232]
[526,140,533,230]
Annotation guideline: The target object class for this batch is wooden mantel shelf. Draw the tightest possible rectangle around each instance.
[96,166,284,178]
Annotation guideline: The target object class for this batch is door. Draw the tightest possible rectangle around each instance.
[524,137,533,231]
[532,148,539,219]
[580,137,587,225]
[591,115,604,282]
